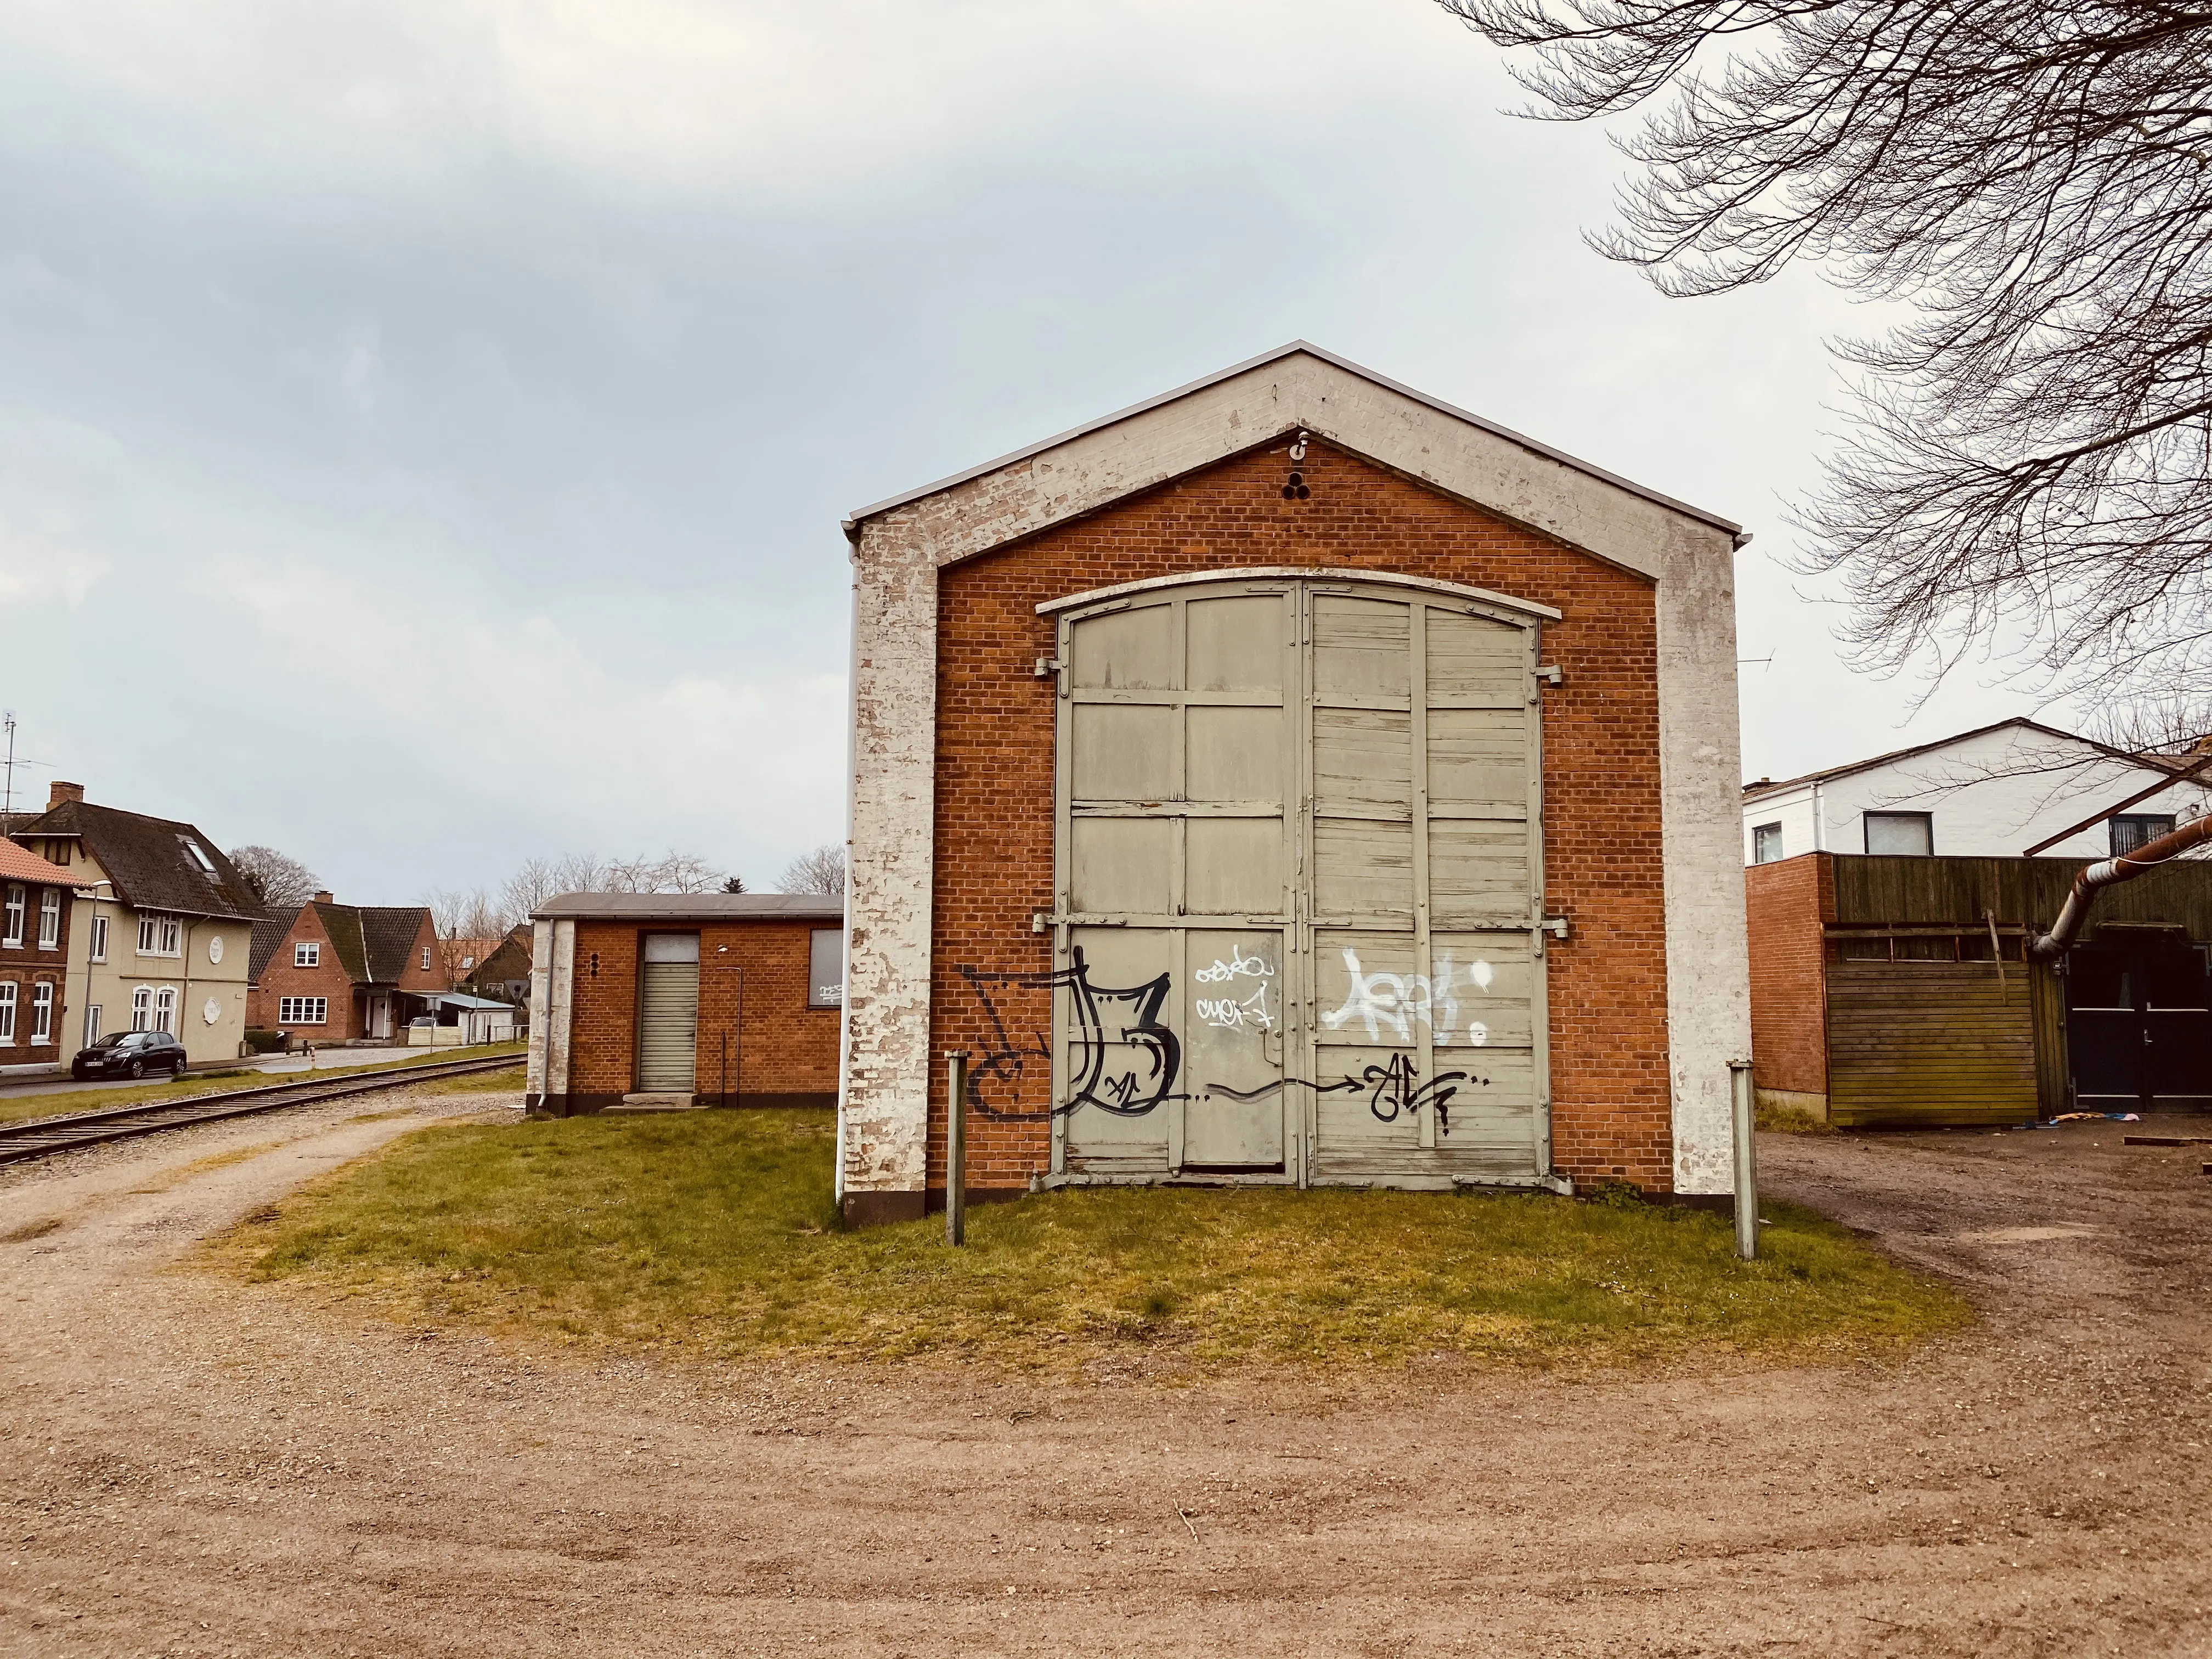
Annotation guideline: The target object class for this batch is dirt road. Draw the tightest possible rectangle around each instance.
[2,1096,2208,1657]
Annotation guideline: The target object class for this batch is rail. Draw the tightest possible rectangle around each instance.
[0,1052,522,1166]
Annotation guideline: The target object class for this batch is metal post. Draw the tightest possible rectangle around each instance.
[945,1049,969,1246]
[1730,1060,1758,1260]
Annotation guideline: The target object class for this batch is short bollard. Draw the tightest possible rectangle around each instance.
[945,1050,969,1247]
[1730,1060,1758,1261]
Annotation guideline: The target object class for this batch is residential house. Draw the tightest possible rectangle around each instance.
[246,893,448,1043]
[459,925,532,1005]
[1741,718,2212,865]
[10,782,259,1066]
[0,835,76,1074]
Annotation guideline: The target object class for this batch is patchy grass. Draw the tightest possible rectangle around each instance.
[209,1109,1968,1373]
[0,1042,527,1125]
[1758,1097,1837,1136]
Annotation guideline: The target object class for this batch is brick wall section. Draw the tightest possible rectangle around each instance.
[1745,851,1834,1096]
[0,870,72,1061]
[927,438,1675,1194]
[563,918,840,1109]
[247,908,363,1039]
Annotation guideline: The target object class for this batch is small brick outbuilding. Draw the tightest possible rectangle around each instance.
[836,343,1754,1224]
[525,893,844,1115]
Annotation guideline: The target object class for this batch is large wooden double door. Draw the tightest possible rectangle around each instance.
[1041,572,1554,1189]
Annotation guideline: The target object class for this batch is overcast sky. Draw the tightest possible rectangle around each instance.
[0,1,2062,903]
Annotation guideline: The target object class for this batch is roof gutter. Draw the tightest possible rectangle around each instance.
[2028,814,2212,962]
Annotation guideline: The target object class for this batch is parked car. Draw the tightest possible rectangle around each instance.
[71,1029,188,1081]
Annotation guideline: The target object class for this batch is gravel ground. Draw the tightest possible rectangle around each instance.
[1,1097,2209,1657]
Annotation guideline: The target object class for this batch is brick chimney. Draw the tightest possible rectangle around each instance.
[313,890,335,903]
[48,781,84,808]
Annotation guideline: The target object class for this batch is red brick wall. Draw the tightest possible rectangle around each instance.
[926,438,1676,1193]
[247,909,362,1039]
[1745,852,1833,1096]
[0,875,71,1060]
[562,918,840,1109]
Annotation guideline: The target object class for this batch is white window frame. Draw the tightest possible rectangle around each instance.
[153,986,177,1035]
[84,1003,102,1046]
[1863,811,1935,857]
[0,981,14,1044]
[31,981,52,1043]
[138,913,182,958]
[421,946,432,971]
[131,985,151,1031]
[295,941,321,968]
[278,995,329,1026]
[2,884,21,947]
[88,913,108,963]
[37,889,60,949]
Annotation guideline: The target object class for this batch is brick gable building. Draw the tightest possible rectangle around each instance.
[246,894,447,1042]
[0,835,75,1072]
[837,344,1752,1224]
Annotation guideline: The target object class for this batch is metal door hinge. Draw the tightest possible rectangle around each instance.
[1537,665,1564,686]
[1541,916,1570,939]
[1035,656,1063,678]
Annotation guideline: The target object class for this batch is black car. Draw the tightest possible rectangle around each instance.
[71,1029,188,1081]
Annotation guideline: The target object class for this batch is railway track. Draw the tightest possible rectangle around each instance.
[0,1053,524,1166]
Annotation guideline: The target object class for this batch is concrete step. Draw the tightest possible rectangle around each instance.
[608,1092,701,1113]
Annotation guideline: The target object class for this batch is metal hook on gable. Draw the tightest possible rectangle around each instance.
[1289,430,1309,464]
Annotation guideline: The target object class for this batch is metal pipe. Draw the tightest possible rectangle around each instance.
[1730,1060,1758,1261]
[945,1049,969,1246]
[2028,811,2212,961]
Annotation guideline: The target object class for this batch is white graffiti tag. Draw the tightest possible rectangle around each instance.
[1321,949,1495,1043]
[1195,981,1275,1030]
[1194,949,1274,985]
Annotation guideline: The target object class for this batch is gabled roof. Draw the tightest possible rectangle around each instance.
[533,891,845,922]
[844,341,1742,544]
[1741,717,2192,802]
[0,837,73,888]
[12,799,259,921]
[247,913,295,983]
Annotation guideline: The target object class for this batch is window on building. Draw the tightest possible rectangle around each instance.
[178,836,216,874]
[421,946,432,971]
[88,913,108,962]
[84,1004,101,1046]
[461,955,476,970]
[138,914,182,956]
[31,982,52,1043]
[0,981,14,1043]
[295,941,320,968]
[1752,822,1785,865]
[153,987,177,1034]
[1864,812,1934,856]
[37,889,60,948]
[131,986,151,1030]
[2,884,21,946]
[809,929,845,1009]
[278,996,328,1025]
[2111,814,2176,857]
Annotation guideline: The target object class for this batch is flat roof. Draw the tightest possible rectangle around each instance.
[532,891,845,923]
[843,341,1742,540]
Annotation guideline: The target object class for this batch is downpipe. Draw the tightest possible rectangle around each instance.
[2028,813,2212,962]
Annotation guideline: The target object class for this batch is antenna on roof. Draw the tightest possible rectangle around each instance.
[1,712,14,838]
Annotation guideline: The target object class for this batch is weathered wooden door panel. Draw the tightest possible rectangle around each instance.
[1053,577,1546,1188]
[1826,961,2034,1127]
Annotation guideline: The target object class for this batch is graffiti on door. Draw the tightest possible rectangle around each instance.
[1321,947,1494,1046]
[956,947,1182,1120]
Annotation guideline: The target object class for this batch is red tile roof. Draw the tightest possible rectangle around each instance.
[0,837,74,887]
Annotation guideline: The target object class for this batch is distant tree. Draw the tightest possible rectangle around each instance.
[229,844,320,912]
[425,888,515,986]
[721,875,747,893]
[1437,0,2212,712]
[778,843,847,896]
[496,850,729,916]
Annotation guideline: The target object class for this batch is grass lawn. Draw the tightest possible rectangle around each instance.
[211,1108,1969,1372]
[0,1041,528,1126]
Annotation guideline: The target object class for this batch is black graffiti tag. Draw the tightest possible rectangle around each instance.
[955,947,1182,1121]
